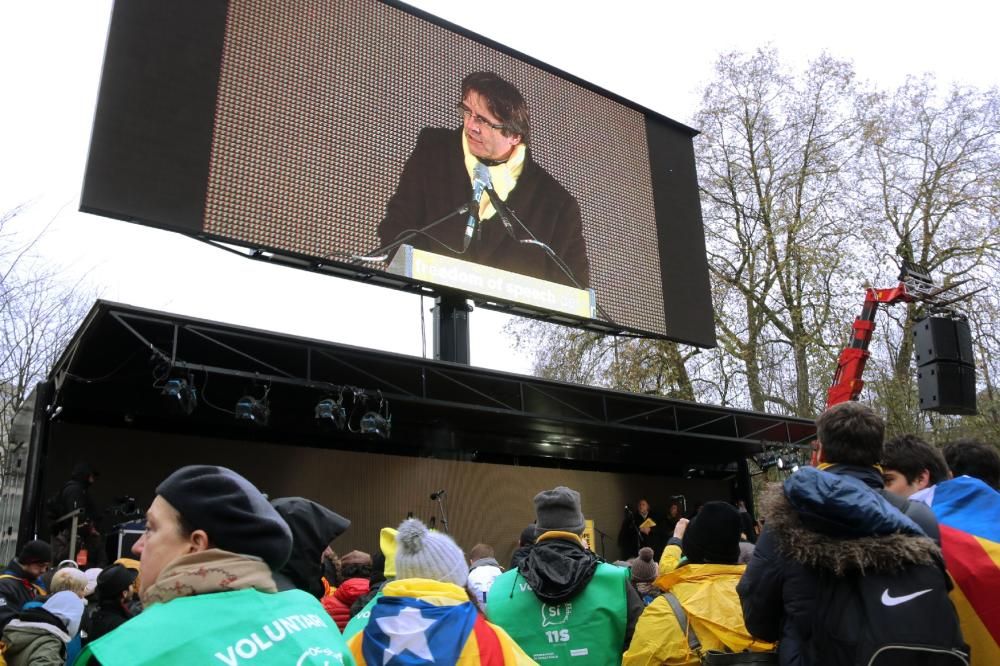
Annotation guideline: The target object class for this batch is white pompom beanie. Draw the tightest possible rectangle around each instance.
[394,519,468,587]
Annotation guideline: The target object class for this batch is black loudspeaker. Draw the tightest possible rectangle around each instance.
[917,362,977,415]
[912,316,976,415]
[912,317,974,365]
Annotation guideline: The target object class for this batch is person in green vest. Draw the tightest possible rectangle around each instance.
[75,465,355,665]
[487,486,644,665]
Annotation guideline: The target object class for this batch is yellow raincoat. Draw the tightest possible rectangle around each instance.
[622,560,774,665]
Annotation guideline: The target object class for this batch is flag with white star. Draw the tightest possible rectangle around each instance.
[361,595,478,665]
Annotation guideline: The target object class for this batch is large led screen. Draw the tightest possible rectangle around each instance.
[82,0,716,346]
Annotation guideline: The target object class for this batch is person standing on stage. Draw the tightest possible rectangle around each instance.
[618,498,660,560]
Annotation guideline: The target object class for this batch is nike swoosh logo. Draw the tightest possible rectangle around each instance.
[881,588,932,606]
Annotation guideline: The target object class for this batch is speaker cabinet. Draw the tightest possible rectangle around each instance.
[912,316,976,414]
[917,361,977,415]
[913,317,974,365]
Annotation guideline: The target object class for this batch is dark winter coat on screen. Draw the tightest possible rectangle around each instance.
[322,577,370,630]
[377,127,590,288]
[737,465,953,666]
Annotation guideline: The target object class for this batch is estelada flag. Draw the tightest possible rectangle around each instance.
[914,476,1000,664]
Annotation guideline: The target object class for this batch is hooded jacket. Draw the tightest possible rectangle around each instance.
[737,466,949,666]
[1,607,72,666]
[623,563,775,665]
[489,531,644,654]
[271,497,350,598]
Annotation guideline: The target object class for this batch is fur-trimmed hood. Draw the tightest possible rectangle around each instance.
[760,467,942,576]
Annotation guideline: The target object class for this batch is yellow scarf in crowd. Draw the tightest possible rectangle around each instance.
[816,462,884,474]
[461,133,525,221]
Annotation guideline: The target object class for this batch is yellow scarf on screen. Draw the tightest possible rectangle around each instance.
[461,132,525,221]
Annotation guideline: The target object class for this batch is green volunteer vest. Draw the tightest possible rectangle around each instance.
[341,589,383,641]
[74,588,355,666]
[487,562,629,665]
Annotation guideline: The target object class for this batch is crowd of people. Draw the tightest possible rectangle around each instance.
[0,401,997,664]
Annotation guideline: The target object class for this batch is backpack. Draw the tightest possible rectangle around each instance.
[808,561,969,665]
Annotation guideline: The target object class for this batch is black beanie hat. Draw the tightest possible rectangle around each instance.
[682,501,741,565]
[19,539,52,565]
[96,564,138,600]
[156,465,292,570]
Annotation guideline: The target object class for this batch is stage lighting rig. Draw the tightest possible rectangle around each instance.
[357,390,391,439]
[161,376,197,415]
[235,386,270,426]
[315,395,347,430]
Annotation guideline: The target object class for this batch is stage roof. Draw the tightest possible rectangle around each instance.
[47,301,815,476]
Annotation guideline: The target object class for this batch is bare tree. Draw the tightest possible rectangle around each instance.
[697,49,860,416]
[855,77,1000,427]
[1,204,93,446]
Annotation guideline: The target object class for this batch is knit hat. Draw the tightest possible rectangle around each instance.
[630,547,658,583]
[394,519,468,587]
[114,557,141,572]
[533,486,585,535]
[380,527,399,579]
[18,539,52,565]
[156,465,293,570]
[96,563,138,600]
[43,590,85,637]
[682,501,741,565]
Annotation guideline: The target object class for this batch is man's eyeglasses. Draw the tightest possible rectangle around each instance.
[457,103,506,132]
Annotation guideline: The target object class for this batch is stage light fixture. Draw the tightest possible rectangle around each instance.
[162,377,197,415]
[315,397,347,430]
[755,452,780,472]
[235,395,269,426]
[360,411,391,438]
[358,390,391,439]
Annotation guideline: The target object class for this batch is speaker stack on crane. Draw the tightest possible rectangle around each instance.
[827,259,984,414]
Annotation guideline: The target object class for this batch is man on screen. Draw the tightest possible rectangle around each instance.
[376,72,590,288]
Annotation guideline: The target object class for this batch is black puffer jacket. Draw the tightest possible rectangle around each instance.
[737,466,950,666]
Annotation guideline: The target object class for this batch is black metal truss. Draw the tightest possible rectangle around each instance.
[48,302,816,472]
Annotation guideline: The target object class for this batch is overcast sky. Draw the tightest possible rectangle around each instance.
[2,1,997,376]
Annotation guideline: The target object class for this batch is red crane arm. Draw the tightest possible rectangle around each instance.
[826,285,913,408]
